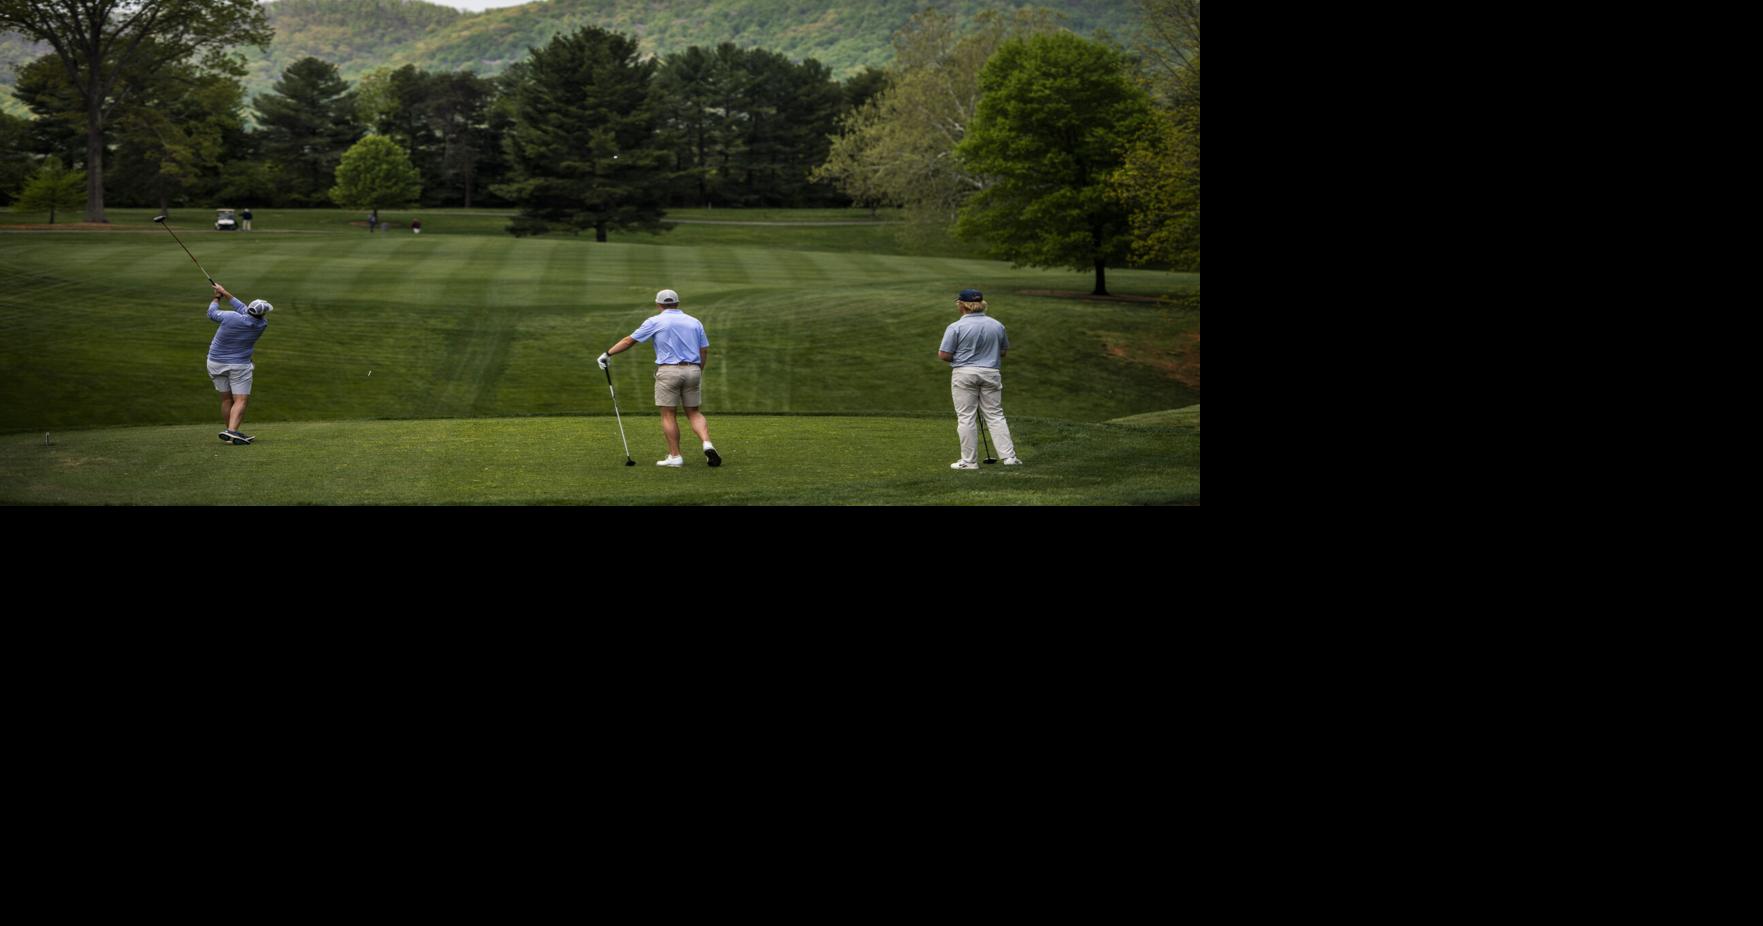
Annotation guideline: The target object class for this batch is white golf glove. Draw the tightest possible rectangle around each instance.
[597,352,611,370]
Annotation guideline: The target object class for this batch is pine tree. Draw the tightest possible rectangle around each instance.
[495,26,669,241]
[254,57,364,206]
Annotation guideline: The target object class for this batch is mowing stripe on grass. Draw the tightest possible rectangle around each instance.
[542,238,592,313]
[2,222,1200,432]
[419,249,523,418]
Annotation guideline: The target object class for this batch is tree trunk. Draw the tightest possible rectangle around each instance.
[595,222,607,242]
[85,102,107,223]
[1093,259,1109,296]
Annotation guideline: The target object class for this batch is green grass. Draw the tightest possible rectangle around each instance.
[0,207,1199,504]
[0,416,1200,506]
[4,206,950,255]
[1110,405,1201,429]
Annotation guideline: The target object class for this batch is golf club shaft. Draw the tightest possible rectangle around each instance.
[156,220,215,284]
[977,395,997,462]
[605,365,633,460]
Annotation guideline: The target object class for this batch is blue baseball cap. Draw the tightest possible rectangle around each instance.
[957,289,984,301]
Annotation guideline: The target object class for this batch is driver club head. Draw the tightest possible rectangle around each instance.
[624,459,635,466]
[152,215,166,224]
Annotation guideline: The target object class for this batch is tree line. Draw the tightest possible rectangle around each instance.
[3,1,1198,287]
[0,2,877,221]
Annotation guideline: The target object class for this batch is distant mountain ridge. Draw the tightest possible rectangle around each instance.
[5,0,1144,112]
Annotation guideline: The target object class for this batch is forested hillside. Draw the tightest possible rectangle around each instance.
[4,0,1144,112]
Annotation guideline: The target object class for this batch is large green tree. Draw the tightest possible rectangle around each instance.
[329,134,421,215]
[0,0,270,222]
[13,48,245,208]
[253,56,362,206]
[496,26,669,241]
[954,33,1154,295]
[812,9,1059,241]
[108,56,247,209]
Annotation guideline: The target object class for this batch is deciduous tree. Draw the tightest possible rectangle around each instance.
[329,134,421,215]
[10,155,85,222]
[0,0,270,221]
[954,33,1154,295]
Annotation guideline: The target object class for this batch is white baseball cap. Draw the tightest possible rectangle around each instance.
[246,299,274,316]
[655,289,679,306]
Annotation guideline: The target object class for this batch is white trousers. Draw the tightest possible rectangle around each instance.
[952,367,1015,463]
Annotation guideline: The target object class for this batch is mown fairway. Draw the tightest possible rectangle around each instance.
[0,209,1198,504]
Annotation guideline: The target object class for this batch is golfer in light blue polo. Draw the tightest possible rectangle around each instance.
[599,289,722,467]
[939,288,1019,469]
[205,282,272,445]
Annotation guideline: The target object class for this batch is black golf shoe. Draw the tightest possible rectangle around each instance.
[705,447,722,467]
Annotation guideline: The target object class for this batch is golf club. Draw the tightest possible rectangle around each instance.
[978,406,998,464]
[152,215,215,285]
[604,362,636,466]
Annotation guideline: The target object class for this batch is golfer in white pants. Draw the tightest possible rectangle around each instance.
[939,288,1020,469]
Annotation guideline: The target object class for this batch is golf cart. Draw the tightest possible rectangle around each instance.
[215,208,238,231]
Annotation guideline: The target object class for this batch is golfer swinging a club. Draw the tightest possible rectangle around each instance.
[599,289,721,467]
[204,282,272,444]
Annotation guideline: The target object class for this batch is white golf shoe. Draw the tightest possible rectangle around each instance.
[950,460,979,470]
[1001,457,1022,465]
[657,455,684,467]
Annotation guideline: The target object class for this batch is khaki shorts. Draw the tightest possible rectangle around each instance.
[207,360,254,395]
[654,364,703,407]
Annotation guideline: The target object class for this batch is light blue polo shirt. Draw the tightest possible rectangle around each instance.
[630,309,709,364]
[207,297,269,363]
[940,311,1008,369]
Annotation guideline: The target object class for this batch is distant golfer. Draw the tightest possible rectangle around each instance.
[241,207,253,232]
[940,288,1019,468]
[599,289,721,467]
[205,282,273,445]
